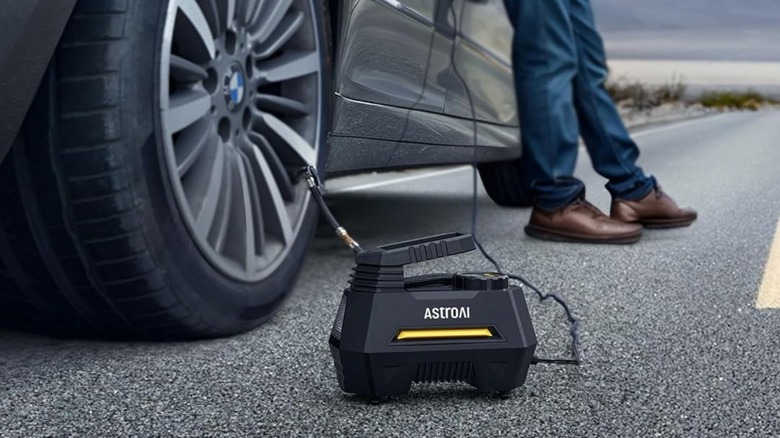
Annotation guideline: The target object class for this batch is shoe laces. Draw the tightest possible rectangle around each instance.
[573,198,607,218]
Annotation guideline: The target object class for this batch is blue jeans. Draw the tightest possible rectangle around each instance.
[503,0,655,211]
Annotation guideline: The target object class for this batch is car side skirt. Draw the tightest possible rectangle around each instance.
[327,94,521,174]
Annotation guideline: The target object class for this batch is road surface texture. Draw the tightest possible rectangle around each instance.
[2,111,780,436]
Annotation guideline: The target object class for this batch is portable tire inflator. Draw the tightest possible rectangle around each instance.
[301,166,579,402]
[328,233,537,399]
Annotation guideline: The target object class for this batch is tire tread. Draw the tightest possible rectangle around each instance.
[478,160,534,207]
[0,3,196,339]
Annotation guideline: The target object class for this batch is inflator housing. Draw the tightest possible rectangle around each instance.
[329,233,537,398]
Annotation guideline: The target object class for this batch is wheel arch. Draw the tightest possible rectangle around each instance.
[0,0,77,166]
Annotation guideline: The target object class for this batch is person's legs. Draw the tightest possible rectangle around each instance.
[568,0,697,228]
[504,0,643,244]
[503,0,584,211]
[568,0,655,200]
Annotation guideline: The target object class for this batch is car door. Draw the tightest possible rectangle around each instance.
[329,0,471,171]
[328,0,520,173]
[334,0,450,113]
[444,0,518,128]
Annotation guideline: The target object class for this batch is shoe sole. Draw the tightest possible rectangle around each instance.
[640,216,697,229]
[524,224,642,245]
[638,218,696,230]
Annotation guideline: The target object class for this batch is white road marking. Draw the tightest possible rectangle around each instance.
[632,113,733,139]
[329,166,471,194]
[757,218,780,309]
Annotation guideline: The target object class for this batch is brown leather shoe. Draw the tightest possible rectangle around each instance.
[611,188,697,228]
[525,199,643,244]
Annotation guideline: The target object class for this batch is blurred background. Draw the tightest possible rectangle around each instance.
[594,0,780,103]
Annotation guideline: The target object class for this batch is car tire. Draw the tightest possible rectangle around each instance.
[478,158,533,208]
[0,0,330,339]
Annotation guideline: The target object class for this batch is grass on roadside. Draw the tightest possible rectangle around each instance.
[699,90,779,111]
[608,74,779,112]
[607,74,687,109]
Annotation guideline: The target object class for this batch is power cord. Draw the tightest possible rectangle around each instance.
[449,1,581,366]
[470,166,581,365]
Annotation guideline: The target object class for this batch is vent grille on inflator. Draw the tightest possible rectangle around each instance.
[330,295,348,340]
[414,361,475,383]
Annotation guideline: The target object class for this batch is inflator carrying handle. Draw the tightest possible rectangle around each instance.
[354,233,476,267]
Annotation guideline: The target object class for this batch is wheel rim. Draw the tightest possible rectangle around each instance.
[160,0,322,282]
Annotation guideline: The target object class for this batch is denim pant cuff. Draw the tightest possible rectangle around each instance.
[612,175,656,201]
[533,182,586,212]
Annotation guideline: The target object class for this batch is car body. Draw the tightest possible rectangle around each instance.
[327,0,520,173]
[0,0,524,339]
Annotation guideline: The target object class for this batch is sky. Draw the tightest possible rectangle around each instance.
[591,0,780,62]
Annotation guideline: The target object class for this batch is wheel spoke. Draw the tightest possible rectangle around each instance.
[170,55,209,83]
[253,11,304,60]
[238,150,266,256]
[177,0,216,62]
[232,151,257,273]
[248,132,295,202]
[238,0,264,26]
[238,149,265,259]
[254,51,320,85]
[216,150,252,261]
[217,0,236,32]
[246,0,268,28]
[247,145,293,245]
[253,111,317,166]
[195,144,227,240]
[195,0,220,36]
[209,155,234,254]
[176,119,215,177]
[164,90,211,134]
[249,0,293,45]
[254,94,309,117]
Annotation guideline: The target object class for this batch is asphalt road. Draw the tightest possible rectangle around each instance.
[2,111,780,437]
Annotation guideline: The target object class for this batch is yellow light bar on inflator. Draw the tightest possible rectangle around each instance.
[395,328,493,341]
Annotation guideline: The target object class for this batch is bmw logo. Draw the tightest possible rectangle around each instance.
[223,63,246,111]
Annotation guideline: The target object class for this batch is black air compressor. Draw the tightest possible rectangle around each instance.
[328,233,537,399]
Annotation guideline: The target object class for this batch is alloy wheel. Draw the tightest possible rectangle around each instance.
[160,0,323,282]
